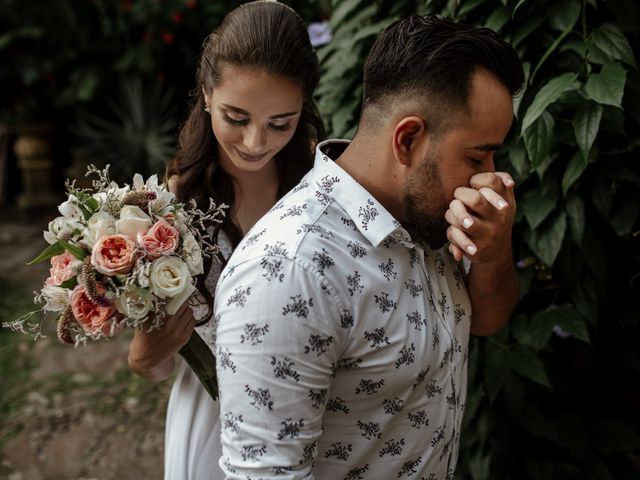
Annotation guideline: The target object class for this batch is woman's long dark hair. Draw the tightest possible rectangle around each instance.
[166,1,325,320]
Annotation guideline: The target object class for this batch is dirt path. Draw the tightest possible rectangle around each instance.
[0,213,169,480]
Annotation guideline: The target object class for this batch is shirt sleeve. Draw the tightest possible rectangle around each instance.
[214,256,343,479]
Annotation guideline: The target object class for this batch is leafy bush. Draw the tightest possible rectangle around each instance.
[316,0,640,478]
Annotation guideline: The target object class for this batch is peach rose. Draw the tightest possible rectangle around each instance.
[46,251,80,286]
[139,219,179,259]
[91,234,137,276]
[70,284,116,336]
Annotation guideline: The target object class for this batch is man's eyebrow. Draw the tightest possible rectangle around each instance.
[221,103,298,119]
[465,143,503,152]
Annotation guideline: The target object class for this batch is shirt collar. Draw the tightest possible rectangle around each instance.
[312,139,414,249]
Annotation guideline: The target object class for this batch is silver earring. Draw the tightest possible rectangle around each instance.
[204,105,210,113]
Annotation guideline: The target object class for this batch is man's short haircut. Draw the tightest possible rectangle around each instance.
[361,15,525,134]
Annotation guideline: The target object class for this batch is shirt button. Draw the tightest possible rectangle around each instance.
[393,231,403,239]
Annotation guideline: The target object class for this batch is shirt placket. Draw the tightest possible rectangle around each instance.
[417,247,462,470]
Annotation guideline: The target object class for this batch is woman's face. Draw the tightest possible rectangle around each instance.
[204,64,304,175]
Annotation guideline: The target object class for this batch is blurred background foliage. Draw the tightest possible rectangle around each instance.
[317,0,640,478]
[1,0,639,478]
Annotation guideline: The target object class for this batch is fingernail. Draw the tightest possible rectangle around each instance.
[462,218,473,228]
[498,200,508,210]
[466,245,477,255]
[505,178,515,187]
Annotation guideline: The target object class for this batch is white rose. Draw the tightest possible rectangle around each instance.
[85,211,116,246]
[115,286,154,320]
[116,205,152,238]
[149,256,191,300]
[41,284,71,312]
[182,232,204,275]
[44,216,83,244]
[58,195,84,220]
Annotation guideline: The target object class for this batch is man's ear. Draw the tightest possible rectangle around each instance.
[392,116,428,167]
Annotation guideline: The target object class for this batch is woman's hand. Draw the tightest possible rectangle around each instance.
[127,300,196,382]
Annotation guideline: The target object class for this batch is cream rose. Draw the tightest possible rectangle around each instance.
[115,286,154,320]
[182,232,204,275]
[149,256,193,314]
[116,205,152,238]
[85,211,116,246]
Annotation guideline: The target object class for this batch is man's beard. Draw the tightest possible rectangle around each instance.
[402,152,449,249]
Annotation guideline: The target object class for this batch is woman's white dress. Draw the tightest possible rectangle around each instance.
[163,233,232,480]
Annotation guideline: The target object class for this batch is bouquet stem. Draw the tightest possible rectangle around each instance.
[179,330,218,400]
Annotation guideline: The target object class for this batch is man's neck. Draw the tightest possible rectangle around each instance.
[334,137,405,222]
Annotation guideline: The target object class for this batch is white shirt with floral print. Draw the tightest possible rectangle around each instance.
[214,140,472,480]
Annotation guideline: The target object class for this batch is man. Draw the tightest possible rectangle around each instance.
[214,15,524,479]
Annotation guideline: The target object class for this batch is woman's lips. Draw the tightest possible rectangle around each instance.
[235,147,268,162]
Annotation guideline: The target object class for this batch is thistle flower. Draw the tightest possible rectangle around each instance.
[122,191,157,210]
[57,306,77,344]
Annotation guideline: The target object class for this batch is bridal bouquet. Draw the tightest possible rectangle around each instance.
[3,165,225,399]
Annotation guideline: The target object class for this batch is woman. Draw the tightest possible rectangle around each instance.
[127,2,324,478]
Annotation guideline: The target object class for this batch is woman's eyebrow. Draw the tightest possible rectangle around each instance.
[221,103,298,119]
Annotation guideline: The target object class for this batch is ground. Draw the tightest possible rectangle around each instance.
[0,211,170,480]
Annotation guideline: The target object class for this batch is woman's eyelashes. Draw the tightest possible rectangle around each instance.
[223,114,248,126]
[222,114,291,132]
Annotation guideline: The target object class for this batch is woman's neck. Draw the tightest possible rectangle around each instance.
[231,163,280,235]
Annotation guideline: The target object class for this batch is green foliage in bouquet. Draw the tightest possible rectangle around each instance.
[317,0,640,478]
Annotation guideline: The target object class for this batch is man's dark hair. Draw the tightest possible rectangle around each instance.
[361,15,524,133]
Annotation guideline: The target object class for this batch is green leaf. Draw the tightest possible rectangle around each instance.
[525,455,554,480]
[529,28,573,84]
[562,151,589,195]
[565,194,586,244]
[468,450,491,480]
[585,63,628,108]
[541,307,591,344]
[484,344,510,403]
[330,0,365,28]
[485,6,509,32]
[505,142,529,177]
[591,23,637,68]
[512,313,551,351]
[523,111,554,168]
[525,210,567,266]
[573,101,603,162]
[512,16,545,49]
[547,0,581,31]
[513,0,529,17]
[510,346,551,388]
[611,197,639,235]
[591,421,640,454]
[86,197,100,212]
[26,242,64,265]
[58,239,88,261]
[458,0,485,18]
[351,18,398,43]
[59,277,78,289]
[521,73,578,133]
[522,184,559,230]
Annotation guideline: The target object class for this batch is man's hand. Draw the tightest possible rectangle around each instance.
[445,172,516,263]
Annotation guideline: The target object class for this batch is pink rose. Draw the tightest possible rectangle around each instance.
[70,284,117,336]
[139,219,179,258]
[91,234,137,275]
[46,251,78,286]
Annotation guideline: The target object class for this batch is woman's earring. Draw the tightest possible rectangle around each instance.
[204,105,210,113]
